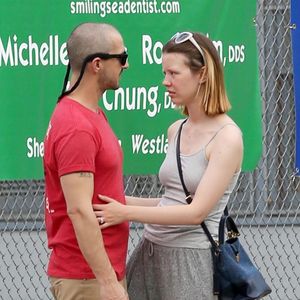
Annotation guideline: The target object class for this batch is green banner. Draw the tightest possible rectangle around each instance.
[0,0,261,179]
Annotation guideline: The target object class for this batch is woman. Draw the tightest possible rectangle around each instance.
[94,31,243,300]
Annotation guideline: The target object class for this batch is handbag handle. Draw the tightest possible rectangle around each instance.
[175,119,218,249]
[219,215,240,244]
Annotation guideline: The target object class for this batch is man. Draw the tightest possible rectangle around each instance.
[43,23,129,300]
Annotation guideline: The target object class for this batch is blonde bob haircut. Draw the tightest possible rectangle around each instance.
[163,32,231,116]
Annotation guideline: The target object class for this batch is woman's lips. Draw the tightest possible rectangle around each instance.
[168,90,175,97]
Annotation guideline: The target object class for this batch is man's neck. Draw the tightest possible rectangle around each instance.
[66,70,105,112]
[67,90,102,113]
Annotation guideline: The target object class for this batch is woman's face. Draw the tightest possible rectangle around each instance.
[162,52,200,107]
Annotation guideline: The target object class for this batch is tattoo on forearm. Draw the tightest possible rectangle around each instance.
[79,172,92,178]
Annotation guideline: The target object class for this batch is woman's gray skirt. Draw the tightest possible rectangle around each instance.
[127,238,218,300]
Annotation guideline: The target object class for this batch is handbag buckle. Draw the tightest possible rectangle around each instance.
[213,241,221,256]
[227,230,240,239]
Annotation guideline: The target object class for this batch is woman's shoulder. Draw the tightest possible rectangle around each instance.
[210,118,243,158]
[215,115,242,136]
[206,116,243,170]
[207,115,243,153]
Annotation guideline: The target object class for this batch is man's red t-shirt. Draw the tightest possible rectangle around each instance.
[43,97,129,280]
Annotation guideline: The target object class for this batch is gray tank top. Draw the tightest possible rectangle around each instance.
[144,123,241,249]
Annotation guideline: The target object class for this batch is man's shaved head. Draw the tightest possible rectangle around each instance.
[67,23,122,71]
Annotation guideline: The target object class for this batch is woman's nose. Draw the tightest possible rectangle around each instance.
[162,76,170,86]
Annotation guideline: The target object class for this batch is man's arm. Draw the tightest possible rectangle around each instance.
[60,172,127,300]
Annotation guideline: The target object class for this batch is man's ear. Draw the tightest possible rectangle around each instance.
[91,58,102,73]
[199,66,207,83]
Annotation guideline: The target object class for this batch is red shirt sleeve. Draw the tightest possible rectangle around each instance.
[55,130,98,177]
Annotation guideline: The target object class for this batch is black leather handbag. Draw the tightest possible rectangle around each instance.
[176,119,272,300]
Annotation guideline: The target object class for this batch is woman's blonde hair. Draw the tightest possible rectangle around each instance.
[163,32,231,116]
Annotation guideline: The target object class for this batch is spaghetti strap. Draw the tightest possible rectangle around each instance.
[204,123,240,148]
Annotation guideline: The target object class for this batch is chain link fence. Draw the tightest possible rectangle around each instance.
[1,1,299,299]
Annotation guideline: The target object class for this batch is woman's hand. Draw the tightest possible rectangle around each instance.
[93,195,127,229]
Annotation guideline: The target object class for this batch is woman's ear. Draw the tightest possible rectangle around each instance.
[199,66,207,83]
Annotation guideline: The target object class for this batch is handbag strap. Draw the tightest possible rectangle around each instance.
[175,119,218,249]
[176,119,193,204]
